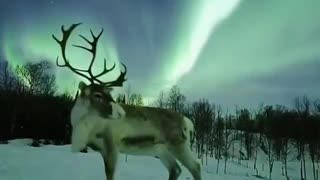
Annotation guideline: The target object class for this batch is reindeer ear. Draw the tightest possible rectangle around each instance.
[78,81,87,90]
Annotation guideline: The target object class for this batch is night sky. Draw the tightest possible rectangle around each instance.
[1,0,320,109]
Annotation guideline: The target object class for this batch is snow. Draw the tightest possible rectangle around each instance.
[0,139,316,180]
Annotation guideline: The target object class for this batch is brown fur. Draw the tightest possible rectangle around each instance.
[121,135,156,145]
[119,104,187,145]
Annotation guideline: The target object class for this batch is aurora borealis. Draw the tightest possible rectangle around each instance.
[1,0,320,109]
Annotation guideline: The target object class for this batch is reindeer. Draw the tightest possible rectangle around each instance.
[53,23,202,180]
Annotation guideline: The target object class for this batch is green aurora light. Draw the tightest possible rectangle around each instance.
[3,17,123,94]
[160,0,241,90]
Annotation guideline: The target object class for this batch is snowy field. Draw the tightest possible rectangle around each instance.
[0,139,316,180]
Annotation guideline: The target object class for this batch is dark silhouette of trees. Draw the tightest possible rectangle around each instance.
[116,93,126,104]
[0,60,73,144]
[128,93,144,106]
[190,99,215,160]
[0,61,15,91]
[236,108,254,160]
[293,96,310,180]
[116,92,144,106]
[167,85,186,113]
[146,85,320,179]
[115,84,144,106]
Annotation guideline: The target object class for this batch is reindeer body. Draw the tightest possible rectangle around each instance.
[71,103,201,180]
[107,105,192,148]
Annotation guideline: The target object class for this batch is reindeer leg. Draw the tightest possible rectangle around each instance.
[101,130,118,180]
[170,144,202,180]
[158,153,182,180]
[169,162,182,180]
[101,148,118,180]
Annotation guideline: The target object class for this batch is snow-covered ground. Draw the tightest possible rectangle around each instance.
[0,139,316,180]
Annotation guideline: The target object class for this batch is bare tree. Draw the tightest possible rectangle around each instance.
[126,84,131,104]
[260,105,276,180]
[155,90,166,108]
[294,96,309,180]
[214,105,224,174]
[190,99,214,160]
[128,93,144,106]
[223,113,235,174]
[314,100,320,114]
[0,61,11,90]
[253,105,265,176]
[263,134,275,180]
[167,85,186,113]
[116,93,126,104]
[253,133,260,176]
[0,61,22,92]
[280,139,291,178]
[15,61,57,95]
[306,105,320,180]
[279,110,294,179]
[236,108,254,160]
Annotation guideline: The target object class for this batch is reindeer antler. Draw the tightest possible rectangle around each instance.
[52,23,127,86]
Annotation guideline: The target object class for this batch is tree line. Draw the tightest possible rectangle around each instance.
[149,85,320,180]
[1,60,320,180]
[0,60,74,144]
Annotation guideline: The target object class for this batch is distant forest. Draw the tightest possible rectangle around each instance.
[1,60,320,180]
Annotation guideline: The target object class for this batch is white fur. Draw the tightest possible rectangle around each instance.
[70,98,90,127]
[71,115,106,152]
[70,96,125,153]
[70,96,103,152]
[109,102,126,120]
[71,120,91,152]
[71,97,125,127]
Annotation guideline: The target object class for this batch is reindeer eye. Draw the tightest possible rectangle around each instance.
[93,93,103,99]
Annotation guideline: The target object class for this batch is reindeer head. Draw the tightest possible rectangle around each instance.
[53,23,127,120]
[76,81,125,119]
